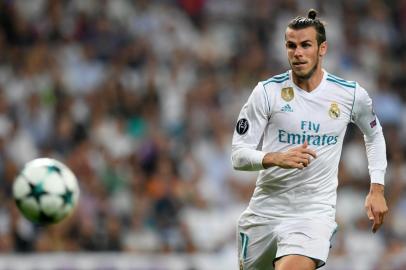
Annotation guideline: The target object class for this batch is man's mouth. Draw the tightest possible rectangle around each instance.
[293,61,307,67]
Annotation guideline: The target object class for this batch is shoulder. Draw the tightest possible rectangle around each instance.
[261,72,290,87]
[257,72,290,101]
[325,72,357,90]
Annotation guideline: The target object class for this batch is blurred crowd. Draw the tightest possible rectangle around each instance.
[0,0,405,269]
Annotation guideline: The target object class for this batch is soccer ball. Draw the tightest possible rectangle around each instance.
[12,158,80,225]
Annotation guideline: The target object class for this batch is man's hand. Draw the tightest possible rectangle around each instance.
[262,141,317,169]
[365,183,388,233]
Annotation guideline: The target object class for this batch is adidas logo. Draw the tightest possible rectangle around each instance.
[281,104,293,112]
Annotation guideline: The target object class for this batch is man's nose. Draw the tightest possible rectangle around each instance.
[294,47,303,57]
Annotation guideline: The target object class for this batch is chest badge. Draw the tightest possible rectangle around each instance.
[329,102,340,119]
[281,87,294,102]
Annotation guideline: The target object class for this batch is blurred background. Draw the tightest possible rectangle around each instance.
[0,0,405,269]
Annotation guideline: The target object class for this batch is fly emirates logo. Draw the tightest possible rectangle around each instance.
[278,121,338,146]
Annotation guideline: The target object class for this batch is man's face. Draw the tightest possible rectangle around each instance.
[285,27,327,80]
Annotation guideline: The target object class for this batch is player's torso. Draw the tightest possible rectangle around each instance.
[247,72,357,218]
[251,72,356,210]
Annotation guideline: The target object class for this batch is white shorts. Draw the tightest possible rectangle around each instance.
[237,211,337,270]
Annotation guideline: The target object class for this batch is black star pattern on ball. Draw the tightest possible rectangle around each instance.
[47,165,62,175]
[28,182,47,203]
[61,190,74,206]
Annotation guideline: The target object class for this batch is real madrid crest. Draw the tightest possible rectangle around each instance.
[329,102,340,119]
[281,87,294,102]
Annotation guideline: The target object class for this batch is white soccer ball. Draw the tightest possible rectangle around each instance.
[13,158,80,225]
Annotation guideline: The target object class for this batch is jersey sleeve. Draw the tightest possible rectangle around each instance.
[231,82,271,171]
[351,85,387,185]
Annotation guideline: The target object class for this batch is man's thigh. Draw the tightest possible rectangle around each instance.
[275,254,316,270]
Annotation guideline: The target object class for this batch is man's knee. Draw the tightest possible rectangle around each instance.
[274,254,317,270]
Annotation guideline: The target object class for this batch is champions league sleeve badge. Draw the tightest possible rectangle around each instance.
[328,102,340,119]
[236,118,249,135]
[281,87,294,102]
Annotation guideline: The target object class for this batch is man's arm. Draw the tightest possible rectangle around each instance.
[231,82,270,171]
[232,141,317,171]
[352,85,388,233]
[363,124,388,233]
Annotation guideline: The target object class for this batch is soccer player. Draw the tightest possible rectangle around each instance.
[231,9,388,270]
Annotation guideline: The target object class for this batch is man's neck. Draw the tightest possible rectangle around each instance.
[292,68,324,92]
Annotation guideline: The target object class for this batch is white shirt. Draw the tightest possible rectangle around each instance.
[231,70,386,219]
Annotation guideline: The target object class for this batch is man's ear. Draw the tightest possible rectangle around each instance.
[319,41,328,57]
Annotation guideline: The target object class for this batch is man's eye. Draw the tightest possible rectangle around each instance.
[302,43,311,48]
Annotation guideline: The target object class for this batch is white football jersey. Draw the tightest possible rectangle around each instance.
[232,70,386,219]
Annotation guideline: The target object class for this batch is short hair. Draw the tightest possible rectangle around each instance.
[287,9,326,45]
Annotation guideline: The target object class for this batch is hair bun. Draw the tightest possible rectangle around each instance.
[308,9,317,20]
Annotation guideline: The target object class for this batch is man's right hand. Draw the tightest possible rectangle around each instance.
[262,141,317,169]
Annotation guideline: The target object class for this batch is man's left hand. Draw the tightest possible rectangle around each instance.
[365,183,388,233]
